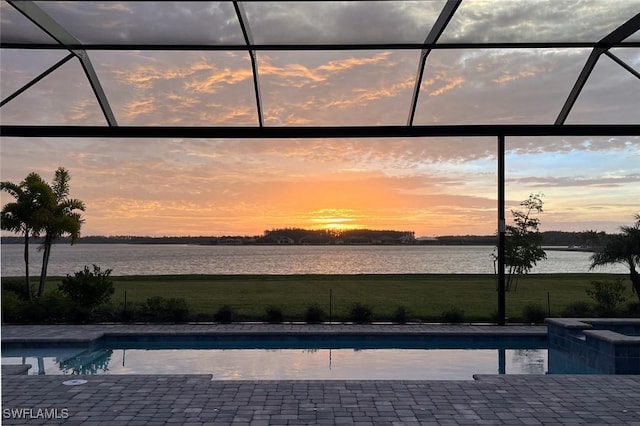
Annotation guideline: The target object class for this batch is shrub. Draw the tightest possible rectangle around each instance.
[143,296,190,322]
[441,307,465,324]
[87,303,119,322]
[58,265,114,309]
[561,301,593,318]
[25,292,76,323]
[304,304,325,323]
[393,305,409,324]
[2,290,85,323]
[625,301,640,318]
[214,305,234,323]
[120,305,136,322]
[350,302,373,323]
[586,279,627,317]
[265,305,284,323]
[2,278,31,301]
[2,290,25,322]
[522,304,547,324]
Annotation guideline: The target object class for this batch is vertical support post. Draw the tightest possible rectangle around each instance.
[497,135,506,326]
[329,288,333,325]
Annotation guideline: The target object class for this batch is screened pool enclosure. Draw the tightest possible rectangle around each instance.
[1,1,639,324]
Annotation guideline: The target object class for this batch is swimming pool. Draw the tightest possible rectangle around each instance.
[2,333,548,379]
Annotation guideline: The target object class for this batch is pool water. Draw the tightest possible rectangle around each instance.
[2,335,548,379]
[2,348,547,379]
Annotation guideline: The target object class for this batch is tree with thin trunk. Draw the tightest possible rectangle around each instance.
[36,167,85,298]
[590,214,640,302]
[1,173,51,300]
[494,193,547,292]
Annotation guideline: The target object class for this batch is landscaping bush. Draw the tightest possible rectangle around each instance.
[2,290,25,323]
[625,301,640,318]
[2,278,31,301]
[58,265,115,309]
[24,292,76,323]
[89,303,121,322]
[349,302,373,323]
[392,305,409,324]
[119,302,137,322]
[214,305,234,323]
[304,304,325,323]
[142,296,190,322]
[265,305,284,323]
[560,301,593,318]
[1,289,91,323]
[441,307,465,324]
[587,279,627,317]
[522,304,547,324]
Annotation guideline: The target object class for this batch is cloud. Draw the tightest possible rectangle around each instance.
[427,75,465,97]
[260,50,418,125]
[37,1,245,44]
[89,51,257,125]
[512,173,640,188]
[440,0,640,42]
[242,1,443,44]
[124,98,155,119]
[415,48,595,124]
[184,66,254,94]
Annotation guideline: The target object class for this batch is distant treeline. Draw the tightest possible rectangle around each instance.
[419,231,610,248]
[0,229,611,247]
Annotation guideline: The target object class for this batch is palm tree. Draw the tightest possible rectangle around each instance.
[1,173,50,300]
[36,168,85,298]
[590,214,640,302]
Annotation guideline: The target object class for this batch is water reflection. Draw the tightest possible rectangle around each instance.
[58,349,113,375]
[5,348,548,379]
[511,349,546,374]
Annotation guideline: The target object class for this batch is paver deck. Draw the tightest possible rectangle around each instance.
[2,324,639,425]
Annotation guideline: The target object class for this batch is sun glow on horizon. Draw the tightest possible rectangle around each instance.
[308,208,364,231]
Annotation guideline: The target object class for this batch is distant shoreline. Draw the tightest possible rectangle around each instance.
[544,246,596,252]
[0,240,596,251]
[0,230,607,248]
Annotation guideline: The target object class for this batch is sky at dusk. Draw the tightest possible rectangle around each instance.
[1,1,639,237]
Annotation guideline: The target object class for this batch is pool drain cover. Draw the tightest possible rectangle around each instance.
[62,379,87,386]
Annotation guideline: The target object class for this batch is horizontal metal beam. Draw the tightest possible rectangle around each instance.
[2,125,639,139]
[3,42,640,51]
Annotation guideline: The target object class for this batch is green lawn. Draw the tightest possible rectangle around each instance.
[5,273,634,322]
[87,273,630,321]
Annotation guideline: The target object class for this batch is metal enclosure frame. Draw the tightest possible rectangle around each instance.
[2,1,640,325]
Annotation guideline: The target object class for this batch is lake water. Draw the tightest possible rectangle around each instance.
[0,244,627,276]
